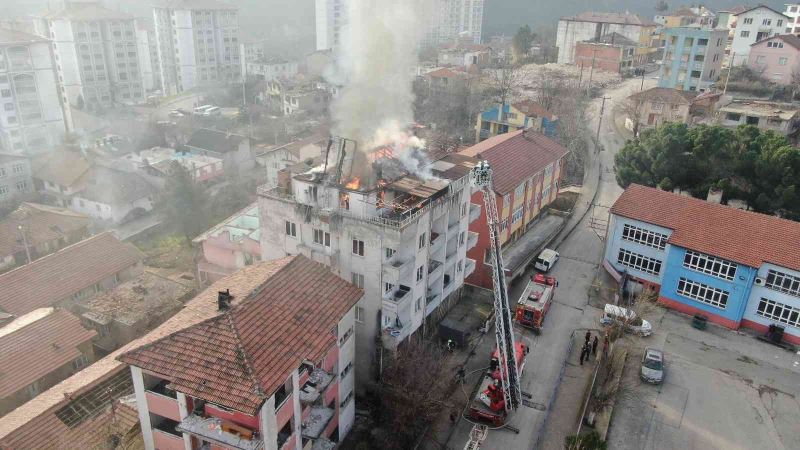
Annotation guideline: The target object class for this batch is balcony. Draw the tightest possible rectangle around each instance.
[178,415,262,450]
[383,255,414,282]
[430,231,445,254]
[146,381,181,422]
[153,419,184,450]
[299,368,334,406]
[467,231,478,250]
[382,284,411,305]
[443,274,453,294]
[447,219,460,235]
[428,260,443,284]
[301,406,335,439]
[469,203,481,223]
[465,258,476,277]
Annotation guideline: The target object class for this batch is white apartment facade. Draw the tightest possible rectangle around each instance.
[730,6,789,65]
[258,153,480,385]
[784,4,800,34]
[0,29,67,155]
[33,2,146,109]
[153,0,242,96]
[423,0,485,47]
[315,0,347,51]
[135,20,160,92]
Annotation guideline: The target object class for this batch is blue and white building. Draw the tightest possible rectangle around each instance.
[658,26,727,92]
[604,184,800,344]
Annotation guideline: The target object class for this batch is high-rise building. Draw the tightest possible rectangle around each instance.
[135,18,161,93]
[0,28,68,155]
[315,0,347,51]
[32,1,146,109]
[152,0,242,95]
[258,146,481,385]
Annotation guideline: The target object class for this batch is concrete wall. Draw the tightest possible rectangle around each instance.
[557,19,646,64]
[574,42,625,73]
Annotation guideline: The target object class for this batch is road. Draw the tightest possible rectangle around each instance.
[442,76,655,450]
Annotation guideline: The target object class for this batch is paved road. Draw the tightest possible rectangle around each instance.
[442,77,656,449]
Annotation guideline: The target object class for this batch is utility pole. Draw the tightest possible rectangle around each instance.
[640,68,646,91]
[723,52,735,95]
[578,61,584,89]
[596,96,610,149]
[587,48,598,95]
[18,225,31,265]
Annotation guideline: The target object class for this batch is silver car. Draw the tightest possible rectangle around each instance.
[640,348,664,384]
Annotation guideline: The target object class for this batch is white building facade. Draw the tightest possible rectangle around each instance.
[0,29,68,155]
[423,0,485,47]
[33,2,146,109]
[556,12,654,65]
[784,4,800,34]
[730,6,789,65]
[258,154,480,385]
[314,0,347,51]
[153,1,241,96]
[135,20,160,92]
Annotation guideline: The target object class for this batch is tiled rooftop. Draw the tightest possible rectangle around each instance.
[611,184,800,271]
[0,202,90,258]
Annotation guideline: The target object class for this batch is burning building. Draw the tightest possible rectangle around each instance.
[257,137,482,386]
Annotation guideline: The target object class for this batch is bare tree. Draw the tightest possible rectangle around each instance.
[486,57,524,106]
[791,64,800,100]
[618,97,646,137]
[530,66,574,111]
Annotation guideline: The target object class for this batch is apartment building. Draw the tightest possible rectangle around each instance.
[784,3,800,34]
[605,184,800,345]
[33,1,146,109]
[475,101,558,142]
[119,256,362,450]
[459,129,568,288]
[556,12,657,65]
[422,0,485,48]
[747,34,800,84]
[315,0,347,51]
[258,144,481,384]
[153,0,242,95]
[0,29,68,155]
[658,26,727,92]
[729,6,789,66]
[0,153,32,206]
[135,18,160,92]
[193,203,262,285]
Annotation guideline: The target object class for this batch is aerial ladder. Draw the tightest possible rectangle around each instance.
[463,161,523,449]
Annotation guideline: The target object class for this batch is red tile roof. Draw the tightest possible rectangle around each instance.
[0,258,292,449]
[0,232,143,316]
[0,203,90,259]
[611,184,800,271]
[513,100,557,121]
[118,255,363,415]
[459,129,569,194]
[0,309,96,398]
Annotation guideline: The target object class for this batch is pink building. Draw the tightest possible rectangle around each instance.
[118,255,362,450]
[193,203,262,285]
[747,34,800,85]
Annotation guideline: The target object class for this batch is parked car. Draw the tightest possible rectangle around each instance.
[640,348,664,384]
[534,248,559,272]
[600,304,652,336]
[168,109,184,118]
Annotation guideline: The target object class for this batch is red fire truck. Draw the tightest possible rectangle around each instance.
[467,342,529,426]
[515,274,557,334]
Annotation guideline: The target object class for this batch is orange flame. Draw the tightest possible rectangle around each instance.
[345,177,360,190]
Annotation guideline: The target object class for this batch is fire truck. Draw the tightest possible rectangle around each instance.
[515,274,557,334]
[468,341,529,426]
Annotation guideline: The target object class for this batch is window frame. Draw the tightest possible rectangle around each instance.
[682,250,736,281]
[617,248,662,275]
[677,277,729,309]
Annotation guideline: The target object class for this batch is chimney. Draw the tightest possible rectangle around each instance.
[218,289,233,311]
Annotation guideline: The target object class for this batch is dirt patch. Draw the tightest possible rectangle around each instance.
[549,191,579,213]
[737,355,759,365]
[135,235,195,272]
[758,384,797,399]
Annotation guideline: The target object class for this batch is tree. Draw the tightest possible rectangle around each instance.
[618,97,645,137]
[161,161,209,242]
[512,25,536,61]
[565,431,608,450]
[655,0,669,13]
[486,57,523,106]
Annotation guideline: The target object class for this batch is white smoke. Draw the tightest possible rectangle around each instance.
[329,0,432,149]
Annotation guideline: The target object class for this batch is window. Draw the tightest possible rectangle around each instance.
[726,112,741,121]
[16,180,28,192]
[340,361,353,378]
[457,260,463,273]
[461,202,467,217]
[26,380,41,398]
[352,239,364,256]
[340,391,353,408]
[419,232,428,250]
[0,167,5,177]
[0,89,9,97]
[617,248,662,275]
[3,103,13,111]
[71,355,89,371]
[502,194,510,208]
[757,298,800,328]
[697,38,708,46]
[651,102,663,111]
[763,19,772,26]
[313,228,330,246]
[338,326,354,346]
[512,205,524,224]
[514,183,525,199]
[459,231,465,246]
[0,185,8,196]
[765,269,800,297]
[621,224,668,250]
[743,18,753,25]
[354,306,365,322]
[779,57,789,65]
[284,221,296,237]
[415,297,422,312]
[683,250,736,280]
[677,277,729,309]
[416,266,424,282]
[741,31,750,38]
[12,163,24,174]
[384,282,394,293]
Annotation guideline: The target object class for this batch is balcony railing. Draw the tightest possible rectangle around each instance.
[469,203,481,223]
[383,256,414,282]
[177,415,262,450]
[467,231,478,250]
[299,368,334,406]
[428,260,443,284]
[382,284,411,304]
[465,258,476,277]
[301,407,335,439]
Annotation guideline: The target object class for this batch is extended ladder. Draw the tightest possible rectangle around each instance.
[464,424,488,450]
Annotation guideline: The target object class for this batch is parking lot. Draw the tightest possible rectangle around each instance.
[607,310,800,450]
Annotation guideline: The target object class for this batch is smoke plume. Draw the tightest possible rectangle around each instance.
[330,0,431,149]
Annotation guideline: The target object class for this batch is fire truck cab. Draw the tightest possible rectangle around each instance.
[515,273,557,334]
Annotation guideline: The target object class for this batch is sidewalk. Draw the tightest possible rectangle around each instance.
[552,136,601,250]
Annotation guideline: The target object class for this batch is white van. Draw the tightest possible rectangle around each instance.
[193,105,213,115]
[534,249,559,272]
[202,106,221,116]
[600,304,652,336]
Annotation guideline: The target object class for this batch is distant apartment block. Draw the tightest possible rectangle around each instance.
[0,28,68,155]
[119,256,362,450]
[729,6,789,66]
[785,3,800,34]
[476,101,558,142]
[0,153,32,205]
[747,34,800,84]
[423,0,485,47]
[32,1,147,108]
[135,18,161,92]
[256,132,327,188]
[658,26,727,92]
[193,203,262,285]
[246,57,298,81]
[153,0,242,95]
[556,12,657,65]
[574,33,641,74]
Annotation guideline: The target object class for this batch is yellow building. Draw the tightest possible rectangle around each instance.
[475,101,558,142]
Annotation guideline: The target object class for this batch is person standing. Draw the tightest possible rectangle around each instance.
[585,330,591,344]
[592,335,599,355]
